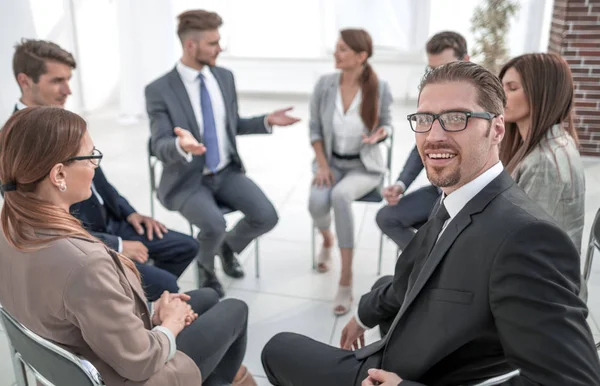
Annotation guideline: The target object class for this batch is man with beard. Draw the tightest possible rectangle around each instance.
[261,61,600,386]
[145,10,300,297]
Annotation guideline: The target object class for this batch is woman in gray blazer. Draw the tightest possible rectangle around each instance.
[0,107,257,386]
[499,53,585,253]
[309,29,393,315]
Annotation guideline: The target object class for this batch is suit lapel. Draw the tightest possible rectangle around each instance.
[397,171,515,314]
[323,75,339,153]
[210,67,237,146]
[167,68,201,139]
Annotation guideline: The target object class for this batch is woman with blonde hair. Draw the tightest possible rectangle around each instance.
[308,29,393,315]
[0,107,256,386]
[499,53,585,253]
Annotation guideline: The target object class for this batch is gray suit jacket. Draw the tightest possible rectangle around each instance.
[309,73,393,174]
[512,125,585,252]
[145,66,270,211]
[0,234,202,386]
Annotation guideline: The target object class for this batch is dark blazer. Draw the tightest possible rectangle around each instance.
[70,167,136,250]
[145,66,270,211]
[356,171,600,385]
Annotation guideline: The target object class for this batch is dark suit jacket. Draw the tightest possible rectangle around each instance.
[70,167,136,250]
[356,171,600,385]
[145,66,270,211]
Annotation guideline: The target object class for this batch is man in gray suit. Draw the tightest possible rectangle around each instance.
[376,32,470,252]
[145,10,299,297]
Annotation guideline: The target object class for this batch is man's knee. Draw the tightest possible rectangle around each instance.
[253,205,278,233]
[221,298,249,322]
[262,332,296,371]
[376,205,394,229]
[371,275,393,291]
[197,216,227,239]
[181,236,200,257]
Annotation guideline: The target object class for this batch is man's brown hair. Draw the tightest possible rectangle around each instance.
[177,10,223,42]
[12,39,76,84]
[426,31,468,60]
[419,61,506,117]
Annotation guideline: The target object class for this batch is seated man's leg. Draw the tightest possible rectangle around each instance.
[262,332,379,386]
[376,185,440,251]
[115,222,199,278]
[135,262,179,302]
[179,184,228,295]
[216,166,278,255]
[175,297,249,384]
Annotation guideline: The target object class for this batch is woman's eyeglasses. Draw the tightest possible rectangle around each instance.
[64,148,103,166]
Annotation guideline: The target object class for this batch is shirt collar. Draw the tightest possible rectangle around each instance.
[176,61,212,83]
[15,99,28,111]
[441,161,504,219]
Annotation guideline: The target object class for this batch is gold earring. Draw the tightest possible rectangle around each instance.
[59,183,67,192]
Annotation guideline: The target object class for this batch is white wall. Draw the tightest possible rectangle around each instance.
[0,0,556,123]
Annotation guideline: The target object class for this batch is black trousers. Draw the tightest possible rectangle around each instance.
[261,332,382,386]
[177,289,248,386]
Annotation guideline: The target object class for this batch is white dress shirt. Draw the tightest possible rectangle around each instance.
[332,88,364,156]
[15,101,124,252]
[175,61,231,173]
[355,161,504,329]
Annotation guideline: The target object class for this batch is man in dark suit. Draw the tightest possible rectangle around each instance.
[377,32,470,252]
[145,10,299,297]
[11,39,199,301]
[261,62,600,385]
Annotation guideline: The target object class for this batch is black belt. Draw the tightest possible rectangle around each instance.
[332,151,360,160]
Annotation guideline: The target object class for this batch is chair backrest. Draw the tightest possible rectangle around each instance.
[583,207,600,283]
[0,306,104,386]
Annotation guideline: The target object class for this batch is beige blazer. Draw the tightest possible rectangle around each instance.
[512,125,585,253]
[0,233,202,386]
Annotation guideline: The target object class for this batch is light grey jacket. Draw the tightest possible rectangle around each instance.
[309,73,393,174]
[513,125,585,252]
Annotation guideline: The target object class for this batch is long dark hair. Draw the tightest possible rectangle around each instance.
[498,53,578,174]
[340,28,379,131]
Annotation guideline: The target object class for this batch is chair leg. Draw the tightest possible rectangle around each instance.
[311,223,316,270]
[378,232,384,276]
[11,351,28,386]
[189,222,194,237]
[255,238,260,279]
[150,189,155,218]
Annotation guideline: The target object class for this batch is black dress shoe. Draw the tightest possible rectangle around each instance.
[197,265,225,298]
[218,243,245,279]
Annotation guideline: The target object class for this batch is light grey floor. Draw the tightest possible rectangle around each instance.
[1,95,599,386]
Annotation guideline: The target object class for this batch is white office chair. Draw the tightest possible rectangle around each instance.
[1,306,104,386]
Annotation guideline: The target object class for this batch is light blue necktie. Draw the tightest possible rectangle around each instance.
[199,73,220,172]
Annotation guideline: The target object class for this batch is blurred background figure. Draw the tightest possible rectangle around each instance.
[376,31,469,254]
[308,28,393,316]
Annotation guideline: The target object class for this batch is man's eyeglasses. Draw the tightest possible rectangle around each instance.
[406,111,497,133]
[64,148,103,166]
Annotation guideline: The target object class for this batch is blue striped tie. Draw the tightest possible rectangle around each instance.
[199,73,220,172]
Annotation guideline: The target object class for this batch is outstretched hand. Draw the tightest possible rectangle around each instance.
[267,107,301,127]
[174,127,206,155]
